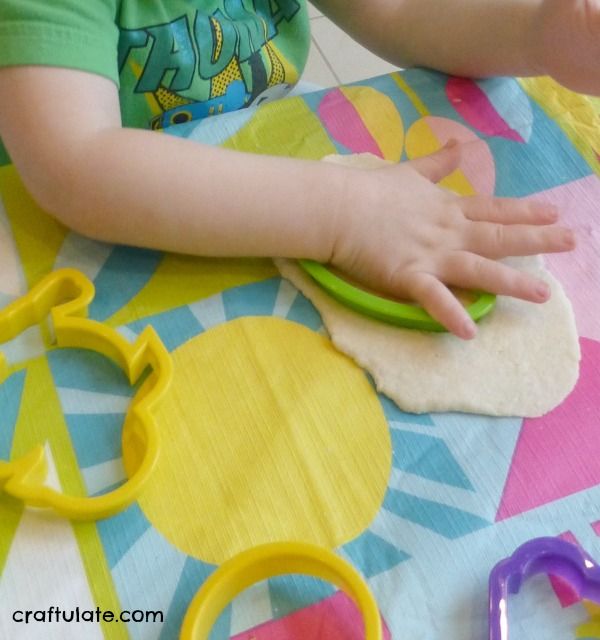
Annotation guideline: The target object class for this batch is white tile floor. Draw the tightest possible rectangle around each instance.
[302,3,399,87]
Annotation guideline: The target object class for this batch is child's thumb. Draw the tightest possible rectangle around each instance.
[409,138,461,183]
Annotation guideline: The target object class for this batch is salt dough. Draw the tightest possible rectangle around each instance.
[276,154,580,417]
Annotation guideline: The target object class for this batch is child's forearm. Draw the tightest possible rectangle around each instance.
[0,66,343,261]
[316,0,541,78]
[44,127,345,261]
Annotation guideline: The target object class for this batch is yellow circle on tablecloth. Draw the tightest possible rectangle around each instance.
[131,317,391,564]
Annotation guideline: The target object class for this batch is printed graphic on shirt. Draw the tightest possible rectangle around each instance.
[118,0,304,129]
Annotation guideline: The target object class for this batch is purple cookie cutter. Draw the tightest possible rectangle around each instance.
[489,537,600,640]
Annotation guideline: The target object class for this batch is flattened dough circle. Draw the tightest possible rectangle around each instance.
[277,154,580,417]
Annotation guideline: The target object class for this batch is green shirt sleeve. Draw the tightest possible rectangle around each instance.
[0,0,121,86]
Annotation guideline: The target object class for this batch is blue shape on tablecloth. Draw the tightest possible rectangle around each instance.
[391,429,474,490]
[97,502,152,569]
[343,529,410,578]
[47,348,134,396]
[0,369,25,460]
[384,489,490,538]
[64,413,124,468]
[285,290,323,331]
[222,277,280,318]
[128,305,203,352]
[88,245,162,322]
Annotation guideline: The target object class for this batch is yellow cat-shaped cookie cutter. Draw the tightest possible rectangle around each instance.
[0,269,171,520]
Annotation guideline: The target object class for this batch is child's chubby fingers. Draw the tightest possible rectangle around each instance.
[403,271,478,339]
[440,251,551,303]
[461,196,560,226]
[462,220,576,259]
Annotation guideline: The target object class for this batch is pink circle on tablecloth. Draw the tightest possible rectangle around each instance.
[419,116,496,195]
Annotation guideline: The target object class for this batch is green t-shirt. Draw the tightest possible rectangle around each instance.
[0,0,310,164]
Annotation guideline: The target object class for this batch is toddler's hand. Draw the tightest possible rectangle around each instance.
[330,142,575,339]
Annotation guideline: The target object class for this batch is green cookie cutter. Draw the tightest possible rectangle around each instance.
[299,260,496,332]
[0,269,172,520]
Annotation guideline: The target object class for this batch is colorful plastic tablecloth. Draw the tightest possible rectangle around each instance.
[1,69,600,640]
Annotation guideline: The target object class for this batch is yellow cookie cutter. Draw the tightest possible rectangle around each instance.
[0,268,172,520]
[180,542,383,639]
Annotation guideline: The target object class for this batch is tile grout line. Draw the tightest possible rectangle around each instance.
[310,34,341,85]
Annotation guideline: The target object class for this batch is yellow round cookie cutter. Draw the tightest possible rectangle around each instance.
[0,269,172,520]
[180,542,383,639]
